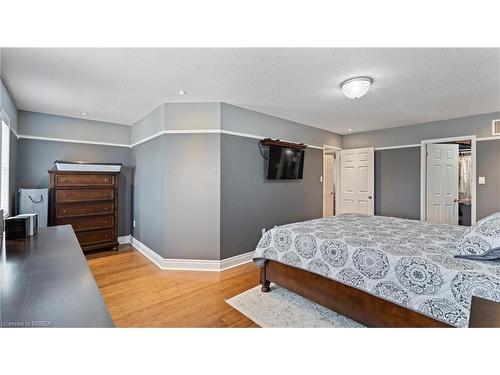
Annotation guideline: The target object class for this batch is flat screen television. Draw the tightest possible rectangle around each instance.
[267,145,305,180]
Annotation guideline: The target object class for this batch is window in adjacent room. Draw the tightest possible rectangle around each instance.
[1,118,10,217]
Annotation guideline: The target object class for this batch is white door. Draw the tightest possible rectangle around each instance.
[426,143,459,224]
[323,153,335,217]
[339,147,374,215]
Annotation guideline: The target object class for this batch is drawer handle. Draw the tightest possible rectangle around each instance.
[104,234,108,238]
[63,194,68,198]
[63,209,67,213]
[104,178,109,183]
[103,221,108,224]
[104,207,109,210]
[104,193,109,197]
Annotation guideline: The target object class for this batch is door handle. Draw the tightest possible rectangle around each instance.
[368,196,373,199]
[454,198,459,203]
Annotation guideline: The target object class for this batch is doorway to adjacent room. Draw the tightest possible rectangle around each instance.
[323,146,341,217]
[421,135,476,226]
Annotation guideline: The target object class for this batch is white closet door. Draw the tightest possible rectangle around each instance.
[426,143,459,224]
[339,147,374,215]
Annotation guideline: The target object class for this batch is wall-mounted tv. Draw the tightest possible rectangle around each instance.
[267,145,305,180]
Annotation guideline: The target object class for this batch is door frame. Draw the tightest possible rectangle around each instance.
[420,135,477,225]
[323,145,342,217]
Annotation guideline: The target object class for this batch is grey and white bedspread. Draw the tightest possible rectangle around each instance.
[253,214,500,327]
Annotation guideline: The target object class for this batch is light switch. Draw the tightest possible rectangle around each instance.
[479,176,486,185]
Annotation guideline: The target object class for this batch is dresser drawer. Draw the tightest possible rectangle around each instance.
[56,215,114,231]
[56,202,114,218]
[76,229,114,246]
[54,174,116,187]
[56,188,114,203]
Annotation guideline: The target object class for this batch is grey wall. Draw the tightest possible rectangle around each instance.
[18,111,130,145]
[130,103,221,144]
[130,135,164,253]
[344,111,500,222]
[129,102,340,260]
[374,147,421,220]
[131,105,164,144]
[131,133,220,260]
[130,102,223,260]
[221,103,342,148]
[477,139,500,218]
[219,103,340,259]
[220,136,323,259]
[162,134,220,260]
[165,103,220,130]
[343,111,500,149]
[17,139,132,235]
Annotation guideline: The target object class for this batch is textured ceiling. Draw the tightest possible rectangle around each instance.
[1,48,499,134]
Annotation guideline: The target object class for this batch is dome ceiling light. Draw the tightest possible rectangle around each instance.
[341,77,373,99]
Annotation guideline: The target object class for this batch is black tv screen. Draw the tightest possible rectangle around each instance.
[267,145,305,180]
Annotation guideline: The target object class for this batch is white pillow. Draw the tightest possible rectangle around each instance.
[455,212,500,256]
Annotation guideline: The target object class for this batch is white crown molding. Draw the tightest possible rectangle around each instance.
[10,126,20,139]
[129,129,221,148]
[369,135,500,151]
[124,235,254,272]
[22,127,500,153]
[18,134,130,148]
[374,144,421,151]
[130,128,328,150]
[129,130,164,148]
[19,128,337,150]
[477,135,500,142]
[30,130,497,151]
[219,129,325,150]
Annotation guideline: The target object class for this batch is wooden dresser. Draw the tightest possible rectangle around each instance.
[49,170,120,252]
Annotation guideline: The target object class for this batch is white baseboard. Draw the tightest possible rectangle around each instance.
[121,235,254,272]
[129,236,167,269]
[219,251,255,271]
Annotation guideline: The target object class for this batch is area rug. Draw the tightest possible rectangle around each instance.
[226,284,365,328]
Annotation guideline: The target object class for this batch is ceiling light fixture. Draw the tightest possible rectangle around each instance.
[179,90,186,95]
[348,128,352,132]
[341,77,373,99]
[82,112,88,115]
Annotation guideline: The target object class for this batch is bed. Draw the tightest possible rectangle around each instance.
[253,214,500,327]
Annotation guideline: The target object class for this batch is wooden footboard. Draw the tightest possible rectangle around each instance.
[260,260,452,328]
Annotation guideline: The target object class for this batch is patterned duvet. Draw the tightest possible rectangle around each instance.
[253,214,500,327]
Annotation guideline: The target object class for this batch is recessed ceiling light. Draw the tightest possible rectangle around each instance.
[348,128,352,132]
[179,90,187,95]
[82,112,88,115]
[341,77,373,99]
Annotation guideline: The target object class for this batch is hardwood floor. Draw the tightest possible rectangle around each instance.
[86,245,260,327]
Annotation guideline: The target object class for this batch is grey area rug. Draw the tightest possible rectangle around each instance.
[226,284,365,328]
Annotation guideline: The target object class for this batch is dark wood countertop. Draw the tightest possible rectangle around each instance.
[0,225,114,328]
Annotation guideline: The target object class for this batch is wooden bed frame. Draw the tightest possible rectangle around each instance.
[260,260,500,328]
